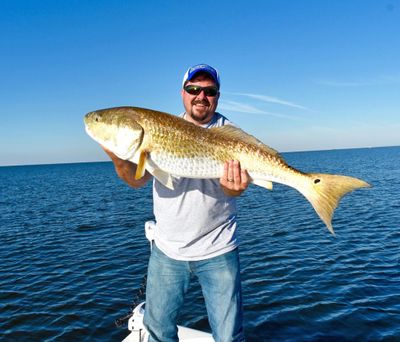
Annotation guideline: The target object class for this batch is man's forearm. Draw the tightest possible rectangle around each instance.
[103,147,152,188]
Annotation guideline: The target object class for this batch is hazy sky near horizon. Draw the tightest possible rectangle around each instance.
[1,0,399,166]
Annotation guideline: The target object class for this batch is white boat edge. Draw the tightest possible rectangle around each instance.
[122,302,214,342]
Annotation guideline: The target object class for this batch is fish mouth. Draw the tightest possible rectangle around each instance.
[83,111,105,141]
[83,112,90,124]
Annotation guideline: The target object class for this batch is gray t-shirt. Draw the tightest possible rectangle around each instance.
[152,112,238,261]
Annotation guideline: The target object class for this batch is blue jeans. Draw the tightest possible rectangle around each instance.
[143,244,244,342]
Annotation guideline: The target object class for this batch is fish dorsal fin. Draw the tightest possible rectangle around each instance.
[210,125,279,156]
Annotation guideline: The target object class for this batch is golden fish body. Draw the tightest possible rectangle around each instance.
[84,106,371,234]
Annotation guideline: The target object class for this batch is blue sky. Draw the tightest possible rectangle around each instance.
[1,0,399,166]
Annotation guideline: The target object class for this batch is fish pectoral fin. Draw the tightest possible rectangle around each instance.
[134,151,147,180]
[252,179,273,190]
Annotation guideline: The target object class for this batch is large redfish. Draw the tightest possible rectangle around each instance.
[84,106,371,234]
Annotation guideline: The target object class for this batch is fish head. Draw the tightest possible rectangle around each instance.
[84,108,144,160]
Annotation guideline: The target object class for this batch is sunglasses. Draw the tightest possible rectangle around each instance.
[184,85,219,97]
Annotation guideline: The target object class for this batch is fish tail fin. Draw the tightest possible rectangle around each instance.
[300,173,371,235]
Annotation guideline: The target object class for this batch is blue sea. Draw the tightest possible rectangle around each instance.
[1,146,399,341]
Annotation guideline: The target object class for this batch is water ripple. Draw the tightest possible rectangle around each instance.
[1,148,400,341]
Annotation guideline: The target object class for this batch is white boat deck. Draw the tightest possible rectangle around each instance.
[122,302,214,342]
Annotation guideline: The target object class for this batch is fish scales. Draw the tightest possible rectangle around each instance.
[140,113,236,177]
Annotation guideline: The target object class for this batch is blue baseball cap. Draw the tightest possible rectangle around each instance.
[182,64,220,89]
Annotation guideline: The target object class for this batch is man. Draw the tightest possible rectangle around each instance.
[104,64,250,342]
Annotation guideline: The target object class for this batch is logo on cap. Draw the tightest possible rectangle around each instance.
[182,64,220,89]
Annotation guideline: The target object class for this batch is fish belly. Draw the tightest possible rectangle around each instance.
[150,152,223,178]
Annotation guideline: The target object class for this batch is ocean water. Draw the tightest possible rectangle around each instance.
[1,146,399,341]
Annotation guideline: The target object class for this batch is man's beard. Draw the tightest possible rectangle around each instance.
[188,100,210,122]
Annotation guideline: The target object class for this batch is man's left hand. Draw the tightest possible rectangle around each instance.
[220,160,251,196]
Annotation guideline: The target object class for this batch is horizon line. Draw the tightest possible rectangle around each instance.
[1,144,398,168]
